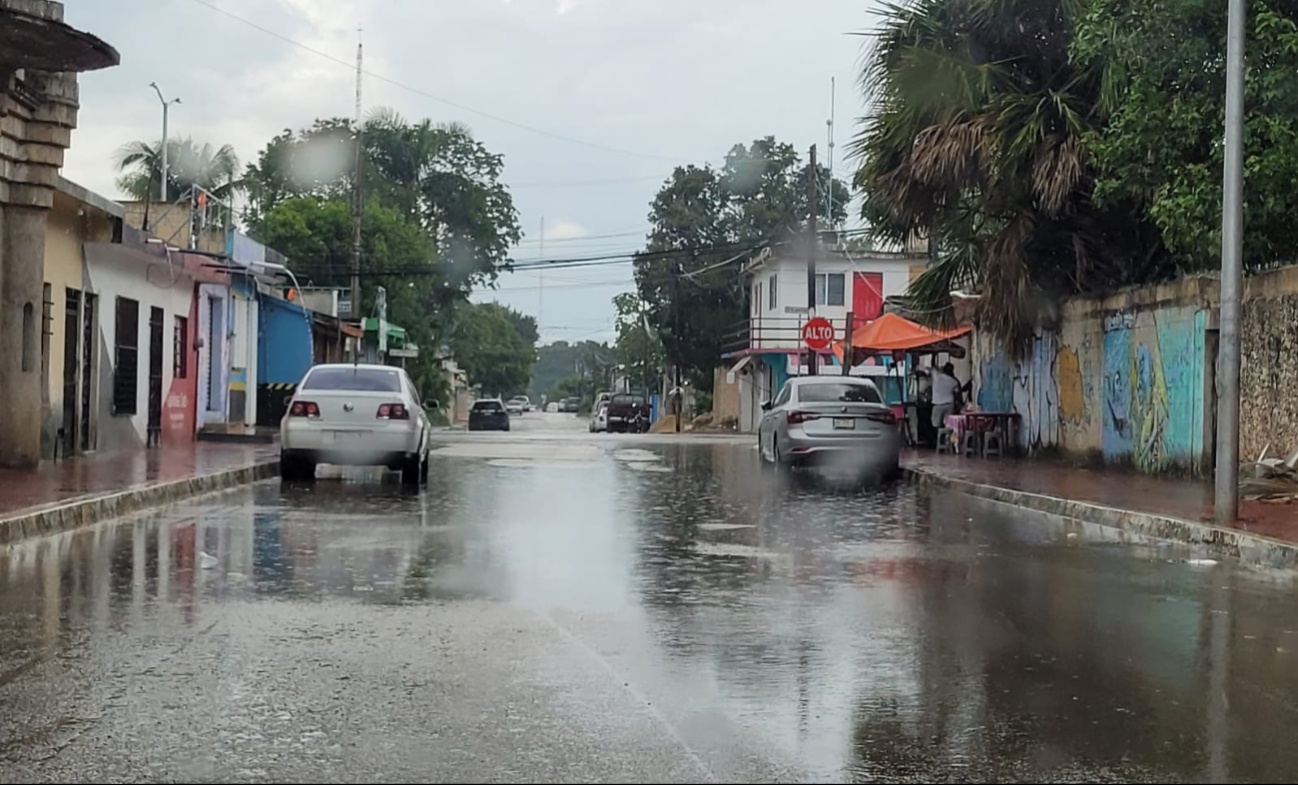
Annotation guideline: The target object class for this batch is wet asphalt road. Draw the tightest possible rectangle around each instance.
[4,414,1298,783]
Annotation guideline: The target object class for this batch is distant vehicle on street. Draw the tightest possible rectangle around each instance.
[758,376,900,478]
[589,400,609,433]
[545,402,560,413]
[563,396,581,413]
[280,364,431,485]
[605,392,650,433]
[505,397,525,415]
[518,395,534,412]
[469,398,511,432]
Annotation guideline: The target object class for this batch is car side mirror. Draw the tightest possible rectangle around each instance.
[761,401,773,411]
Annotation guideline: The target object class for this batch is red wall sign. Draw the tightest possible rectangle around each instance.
[801,317,835,351]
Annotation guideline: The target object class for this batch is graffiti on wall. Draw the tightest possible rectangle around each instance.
[977,304,1208,473]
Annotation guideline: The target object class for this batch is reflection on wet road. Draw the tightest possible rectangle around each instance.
[4,424,1298,781]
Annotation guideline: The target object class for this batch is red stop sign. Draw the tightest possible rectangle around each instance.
[801,317,835,350]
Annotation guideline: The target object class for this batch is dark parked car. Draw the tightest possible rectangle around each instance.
[563,396,581,413]
[468,398,510,431]
[605,393,650,433]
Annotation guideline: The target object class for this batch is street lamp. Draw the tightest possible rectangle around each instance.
[1215,0,1246,524]
[149,82,181,203]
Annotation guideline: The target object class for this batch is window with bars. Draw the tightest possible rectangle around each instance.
[769,274,778,310]
[113,297,139,415]
[174,316,189,379]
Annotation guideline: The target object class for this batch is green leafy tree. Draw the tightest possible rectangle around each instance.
[254,195,454,396]
[633,138,847,390]
[244,112,521,289]
[529,340,613,399]
[613,292,664,393]
[852,0,1166,349]
[450,303,537,397]
[1073,0,1298,270]
[243,112,523,398]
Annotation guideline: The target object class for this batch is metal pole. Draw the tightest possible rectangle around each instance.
[160,101,169,203]
[826,78,835,227]
[1215,0,1247,524]
[350,30,364,322]
[673,260,683,432]
[807,144,818,376]
[842,312,853,377]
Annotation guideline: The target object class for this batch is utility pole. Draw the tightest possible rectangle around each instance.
[1215,0,1247,524]
[538,215,545,337]
[807,144,819,376]
[673,259,685,432]
[349,28,364,322]
[149,83,179,203]
[826,78,836,228]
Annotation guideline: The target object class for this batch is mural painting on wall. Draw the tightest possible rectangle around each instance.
[977,333,1060,450]
[1102,309,1205,471]
[1057,346,1084,424]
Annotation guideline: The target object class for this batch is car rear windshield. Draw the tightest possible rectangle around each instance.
[798,382,882,403]
[612,394,645,405]
[302,367,402,393]
[473,400,504,412]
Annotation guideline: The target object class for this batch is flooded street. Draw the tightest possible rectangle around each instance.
[4,414,1298,782]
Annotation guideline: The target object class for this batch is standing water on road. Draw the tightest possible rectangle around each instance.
[2,431,1298,782]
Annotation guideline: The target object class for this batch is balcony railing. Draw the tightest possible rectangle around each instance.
[722,315,857,356]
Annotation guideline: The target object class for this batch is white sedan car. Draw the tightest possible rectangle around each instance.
[280,364,431,485]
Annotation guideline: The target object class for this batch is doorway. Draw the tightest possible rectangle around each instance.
[80,294,96,451]
[62,289,81,455]
[206,295,224,415]
[148,306,164,446]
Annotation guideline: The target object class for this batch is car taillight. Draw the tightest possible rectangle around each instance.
[290,401,320,417]
[865,410,897,425]
[377,403,410,420]
[786,411,821,425]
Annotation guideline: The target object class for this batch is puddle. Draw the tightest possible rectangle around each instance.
[697,523,755,531]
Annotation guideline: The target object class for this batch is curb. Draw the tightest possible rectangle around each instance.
[903,465,1298,570]
[0,459,280,546]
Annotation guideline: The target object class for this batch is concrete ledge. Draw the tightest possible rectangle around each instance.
[0,459,279,545]
[903,465,1298,569]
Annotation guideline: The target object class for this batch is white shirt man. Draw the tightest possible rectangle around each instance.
[931,364,962,428]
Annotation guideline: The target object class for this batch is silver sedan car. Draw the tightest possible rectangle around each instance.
[758,376,901,477]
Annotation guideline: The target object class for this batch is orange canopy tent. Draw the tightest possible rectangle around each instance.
[832,313,972,365]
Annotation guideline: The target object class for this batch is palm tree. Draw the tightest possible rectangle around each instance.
[852,0,1166,349]
[114,138,243,202]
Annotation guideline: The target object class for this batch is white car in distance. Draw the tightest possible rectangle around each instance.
[280,364,431,485]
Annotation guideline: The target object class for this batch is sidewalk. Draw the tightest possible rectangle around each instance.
[904,450,1298,566]
[0,443,279,544]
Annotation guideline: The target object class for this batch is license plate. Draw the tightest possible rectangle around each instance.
[833,418,855,430]
[326,430,370,443]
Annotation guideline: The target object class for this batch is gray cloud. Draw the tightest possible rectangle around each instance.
[61,0,880,343]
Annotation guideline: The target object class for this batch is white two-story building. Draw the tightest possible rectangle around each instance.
[717,238,930,433]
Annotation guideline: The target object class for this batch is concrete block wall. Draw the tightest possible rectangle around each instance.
[1241,266,1298,462]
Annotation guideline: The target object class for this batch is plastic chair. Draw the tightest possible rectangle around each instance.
[962,430,981,457]
[983,428,1004,458]
[936,427,955,454]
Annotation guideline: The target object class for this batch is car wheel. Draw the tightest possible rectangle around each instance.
[281,453,315,482]
[401,455,421,486]
[772,436,790,473]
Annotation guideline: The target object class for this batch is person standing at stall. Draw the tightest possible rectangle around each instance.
[931,362,963,430]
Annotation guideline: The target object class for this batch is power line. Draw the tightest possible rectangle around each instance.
[185,0,697,163]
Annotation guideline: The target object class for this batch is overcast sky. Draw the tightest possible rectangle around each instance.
[61,0,881,344]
